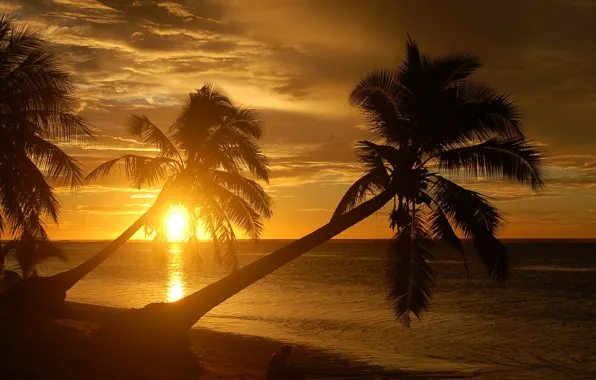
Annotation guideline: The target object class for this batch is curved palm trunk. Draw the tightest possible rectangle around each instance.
[49,211,153,290]
[174,186,394,327]
[93,182,398,359]
[7,199,164,309]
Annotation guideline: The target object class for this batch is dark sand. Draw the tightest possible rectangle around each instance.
[0,302,469,379]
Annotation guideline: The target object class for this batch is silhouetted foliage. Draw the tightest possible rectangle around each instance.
[333,38,544,326]
[0,13,91,274]
[3,232,66,278]
[87,84,272,270]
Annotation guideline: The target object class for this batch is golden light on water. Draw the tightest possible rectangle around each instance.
[167,243,185,302]
[165,206,190,242]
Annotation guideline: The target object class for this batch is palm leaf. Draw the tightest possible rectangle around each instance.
[355,140,403,171]
[386,223,436,327]
[213,186,264,240]
[349,69,408,144]
[85,154,177,189]
[127,114,181,160]
[17,155,60,225]
[427,204,469,278]
[436,137,544,190]
[201,196,239,270]
[217,133,270,182]
[222,107,264,139]
[211,170,273,218]
[26,135,84,188]
[0,17,92,141]
[428,52,482,88]
[169,83,234,149]
[332,171,387,220]
[456,81,523,140]
[6,233,67,278]
[430,175,509,281]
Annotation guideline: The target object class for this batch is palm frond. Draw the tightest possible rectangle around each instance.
[355,140,402,171]
[436,137,544,190]
[126,114,181,160]
[223,107,264,139]
[203,215,223,265]
[17,155,61,224]
[85,154,178,189]
[430,175,509,281]
[211,170,273,218]
[332,171,387,220]
[427,204,469,278]
[169,83,234,149]
[131,157,180,189]
[213,186,264,240]
[201,197,239,270]
[217,132,270,182]
[5,232,66,278]
[386,223,435,327]
[84,156,130,183]
[0,17,92,141]
[349,69,409,144]
[428,52,482,88]
[456,81,523,140]
[397,36,423,79]
[26,135,84,189]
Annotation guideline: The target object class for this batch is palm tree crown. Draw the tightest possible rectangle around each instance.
[87,84,272,270]
[333,38,544,326]
[0,13,92,274]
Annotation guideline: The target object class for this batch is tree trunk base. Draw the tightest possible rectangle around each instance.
[90,302,201,374]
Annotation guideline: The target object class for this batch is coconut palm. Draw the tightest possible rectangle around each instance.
[13,84,273,306]
[91,38,543,359]
[0,13,91,277]
[331,42,544,325]
[85,83,272,269]
[3,233,67,279]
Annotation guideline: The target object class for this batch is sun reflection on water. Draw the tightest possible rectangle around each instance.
[167,243,185,302]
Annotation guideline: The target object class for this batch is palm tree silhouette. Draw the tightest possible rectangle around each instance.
[92,38,543,359]
[19,84,272,305]
[3,234,66,279]
[0,13,91,278]
[332,38,543,325]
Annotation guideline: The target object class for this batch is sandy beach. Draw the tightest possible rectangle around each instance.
[0,302,469,379]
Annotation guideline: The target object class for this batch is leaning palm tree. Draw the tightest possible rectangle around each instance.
[0,13,91,277]
[11,84,273,307]
[84,83,273,271]
[91,39,543,359]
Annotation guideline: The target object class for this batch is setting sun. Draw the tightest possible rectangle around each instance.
[164,206,190,242]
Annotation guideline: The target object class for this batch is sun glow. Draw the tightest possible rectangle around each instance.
[165,206,190,242]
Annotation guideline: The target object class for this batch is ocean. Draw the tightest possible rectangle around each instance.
[6,240,595,379]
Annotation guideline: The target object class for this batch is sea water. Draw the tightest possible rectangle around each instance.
[7,240,595,379]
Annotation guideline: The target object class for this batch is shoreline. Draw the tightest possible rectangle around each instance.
[0,301,468,379]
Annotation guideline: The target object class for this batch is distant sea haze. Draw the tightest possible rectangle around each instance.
[7,240,595,379]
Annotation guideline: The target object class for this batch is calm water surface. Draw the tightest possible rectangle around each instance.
[8,240,595,379]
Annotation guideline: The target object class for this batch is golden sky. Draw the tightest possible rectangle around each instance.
[4,0,596,239]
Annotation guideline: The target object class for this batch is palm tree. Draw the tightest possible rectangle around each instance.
[91,38,543,358]
[12,84,273,307]
[0,13,91,278]
[3,234,67,279]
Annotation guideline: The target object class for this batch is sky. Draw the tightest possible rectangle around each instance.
[3,0,596,239]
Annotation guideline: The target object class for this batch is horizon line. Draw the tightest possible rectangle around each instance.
[20,237,596,242]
